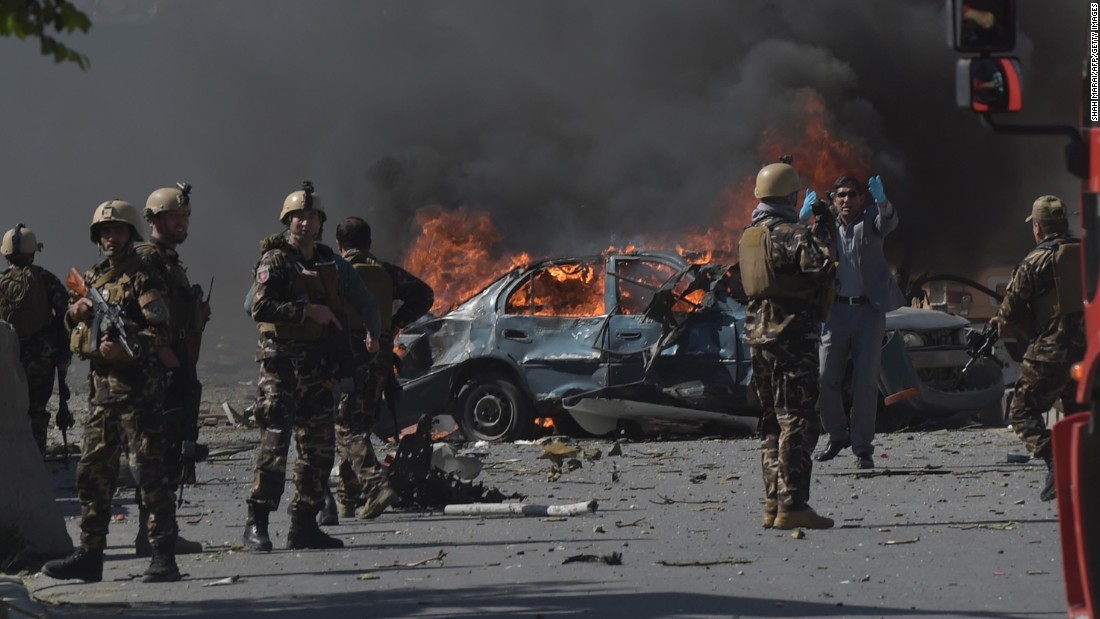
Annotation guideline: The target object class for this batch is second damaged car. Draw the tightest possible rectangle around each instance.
[374,251,1005,442]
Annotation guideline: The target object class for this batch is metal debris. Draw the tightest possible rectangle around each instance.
[563,552,622,565]
[657,557,756,567]
[202,575,240,587]
[443,500,597,517]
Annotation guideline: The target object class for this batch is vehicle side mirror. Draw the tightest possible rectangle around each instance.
[948,0,1016,52]
[956,57,1022,113]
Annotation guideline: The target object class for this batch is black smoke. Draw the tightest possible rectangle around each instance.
[0,0,1085,374]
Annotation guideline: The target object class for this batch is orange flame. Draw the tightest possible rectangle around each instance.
[403,91,870,316]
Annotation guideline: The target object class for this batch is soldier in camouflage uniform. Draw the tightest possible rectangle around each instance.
[133,182,211,556]
[991,195,1086,502]
[0,225,72,455]
[738,162,837,530]
[333,216,434,520]
[41,200,180,583]
[242,182,381,552]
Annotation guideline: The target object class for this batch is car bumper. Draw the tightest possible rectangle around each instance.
[878,331,1005,415]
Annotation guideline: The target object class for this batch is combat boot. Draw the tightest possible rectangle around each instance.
[1040,455,1056,502]
[287,504,344,550]
[773,506,835,530]
[356,481,397,520]
[243,504,273,552]
[336,498,355,519]
[41,548,104,583]
[142,542,182,583]
[135,506,203,556]
[762,499,777,529]
[318,485,339,526]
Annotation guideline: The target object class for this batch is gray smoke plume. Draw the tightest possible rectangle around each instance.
[0,0,1085,374]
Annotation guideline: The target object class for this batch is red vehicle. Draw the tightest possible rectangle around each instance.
[950,2,1097,616]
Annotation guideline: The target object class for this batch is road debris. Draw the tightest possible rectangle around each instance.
[202,575,240,587]
[374,549,447,569]
[563,552,622,565]
[882,537,920,545]
[443,500,597,517]
[657,557,757,567]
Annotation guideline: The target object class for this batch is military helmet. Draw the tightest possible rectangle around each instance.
[145,181,192,218]
[754,163,802,199]
[90,199,144,244]
[279,181,325,224]
[1,224,41,256]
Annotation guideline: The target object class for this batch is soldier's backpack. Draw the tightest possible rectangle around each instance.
[0,266,50,339]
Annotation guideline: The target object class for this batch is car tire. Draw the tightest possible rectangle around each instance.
[456,373,534,442]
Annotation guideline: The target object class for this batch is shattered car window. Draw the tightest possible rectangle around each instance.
[616,259,678,314]
[505,260,605,316]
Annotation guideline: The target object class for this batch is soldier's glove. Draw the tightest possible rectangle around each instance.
[180,440,197,485]
[799,190,818,223]
[868,175,888,205]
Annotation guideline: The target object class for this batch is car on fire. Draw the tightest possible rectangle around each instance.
[373,251,1006,442]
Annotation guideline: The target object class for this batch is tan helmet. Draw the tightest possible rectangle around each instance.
[279,181,326,225]
[754,163,801,199]
[1,224,41,256]
[145,181,192,218]
[90,199,144,244]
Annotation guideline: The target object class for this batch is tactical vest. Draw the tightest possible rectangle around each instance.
[739,218,832,318]
[69,257,142,363]
[348,253,393,334]
[0,265,51,340]
[136,242,210,361]
[1032,237,1083,323]
[257,257,339,342]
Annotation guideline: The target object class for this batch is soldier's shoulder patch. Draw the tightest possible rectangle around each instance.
[257,265,270,283]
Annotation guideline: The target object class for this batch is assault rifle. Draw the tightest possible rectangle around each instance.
[66,268,138,358]
[963,321,1000,375]
[55,365,73,469]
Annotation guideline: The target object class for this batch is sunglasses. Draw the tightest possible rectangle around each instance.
[835,190,860,199]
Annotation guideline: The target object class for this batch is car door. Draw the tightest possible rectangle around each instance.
[493,259,606,398]
[598,255,673,386]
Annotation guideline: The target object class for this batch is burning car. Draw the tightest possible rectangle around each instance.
[373,251,1005,442]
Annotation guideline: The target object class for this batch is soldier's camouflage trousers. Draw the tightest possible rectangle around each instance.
[22,354,57,455]
[1009,357,1085,458]
[248,354,336,512]
[334,347,388,509]
[751,342,822,512]
[77,400,177,552]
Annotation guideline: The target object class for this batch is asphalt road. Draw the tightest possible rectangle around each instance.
[21,419,1065,619]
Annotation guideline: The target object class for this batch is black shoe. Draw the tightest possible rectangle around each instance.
[243,505,273,552]
[41,548,104,583]
[856,454,875,469]
[287,504,344,550]
[142,546,182,583]
[814,438,851,462]
[1040,463,1056,502]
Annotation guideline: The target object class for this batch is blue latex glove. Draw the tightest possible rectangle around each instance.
[868,175,887,205]
[800,190,817,222]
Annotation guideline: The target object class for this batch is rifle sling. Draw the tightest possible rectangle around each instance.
[91,255,142,290]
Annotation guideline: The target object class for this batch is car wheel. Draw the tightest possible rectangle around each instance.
[457,373,534,442]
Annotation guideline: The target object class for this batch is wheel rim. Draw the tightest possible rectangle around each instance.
[469,389,514,439]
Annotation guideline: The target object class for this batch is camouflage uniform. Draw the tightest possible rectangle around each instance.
[997,230,1086,459]
[67,249,176,553]
[742,205,835,516]
[0,263,72,454]
[335,248,433,513]
[135,239,209,486]
[248,233,381,515]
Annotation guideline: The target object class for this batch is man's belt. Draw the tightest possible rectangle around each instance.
[836,295,869,305]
